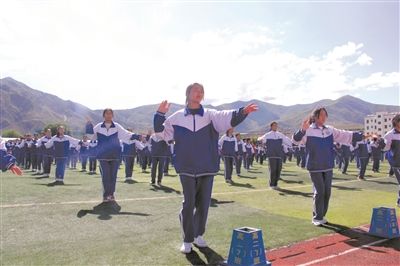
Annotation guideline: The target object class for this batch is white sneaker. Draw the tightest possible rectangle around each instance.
[312,218,327,226]
[194,236,208,248]
[180,242,192,253]
[270,186,280,190]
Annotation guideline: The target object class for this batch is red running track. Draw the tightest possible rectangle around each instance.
[266,219,400,265]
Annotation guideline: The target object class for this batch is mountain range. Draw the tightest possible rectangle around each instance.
[1,77,399,136]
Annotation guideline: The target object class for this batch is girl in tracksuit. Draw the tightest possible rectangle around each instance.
[122,136,143,183]
[36,129,53,177]
[382,114,400,207]
[219,128,238,184]
[354,135,371,180]
[258,122,293,189]
[371,136,383,173]
[45,126,81,186]
[293,107,362,226]
[150,134,170,185]
[153,83,257,253]
[86,108,141,203]
[78,135,90,172]
[235,133,246,176]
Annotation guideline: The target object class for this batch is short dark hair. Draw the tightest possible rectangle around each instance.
[392,114,400,128]
[103,108,114,117]
[270,121,278,128]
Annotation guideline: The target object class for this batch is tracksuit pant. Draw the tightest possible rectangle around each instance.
[81,155,88,171]
[268,158,282,187]
[235,155,243,175]
[99,160,120,199]
[310,170,333,221]
[372,157,380,172]
[358,157,369,178]
[42,155,52,175]
[392,167,400,205]
[123,156,135,179]
[179,175,213,243]
[341,156,350,174]
[223,156,234,181]
[151,157,165,183]
[89,157,97,173]
[55,158,67,181]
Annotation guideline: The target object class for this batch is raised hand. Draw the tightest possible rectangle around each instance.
[243,103,258,115]
[157,100,171,114]
[10,165,22,176]
[301,117,310,131]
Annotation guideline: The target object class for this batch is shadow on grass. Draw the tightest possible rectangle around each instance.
[77,202,151,220]
[331,184,362,191]
[237,174,257,179]
[280,178,304,184]
[150,184,181,194]
[210,198,235,207]
[365,179,398,185]
[185,246,225,266]
[229,181,255,189]
[277,188,313,198]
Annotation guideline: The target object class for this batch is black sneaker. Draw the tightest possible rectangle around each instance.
[124,179,134,184]
[47,181,64,187]
[157,181,162,186]
[150,181,156,185]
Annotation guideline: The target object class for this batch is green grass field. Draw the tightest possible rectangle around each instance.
[1,159,397,265]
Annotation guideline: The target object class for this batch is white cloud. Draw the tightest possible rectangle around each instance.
[0,1,398,109]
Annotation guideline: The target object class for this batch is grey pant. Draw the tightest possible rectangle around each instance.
[310,171,333,220]
[358,157,369,178]
[268,158,282,187]
[179,175,214,243]
[223,156,234,180]
[393,167,400,205]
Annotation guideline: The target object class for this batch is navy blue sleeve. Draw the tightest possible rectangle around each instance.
[293,129,306,142]
[130,133,141,141]
[231,107,248,127]
[154,112,166,133]
[85,122,94,134]
[351,132,363,146]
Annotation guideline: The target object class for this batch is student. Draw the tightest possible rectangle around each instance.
[86,109,141,203]
[30,134,39,173]
[149,133,170,185]
[339,143,352,174]
[163,140,174,176]
[354,135,371,180]
[235,133,246,176]
[78,135,90,172]
[244,139,254,170]
[219,128,238,184]
[139,137,151,173]
[153,83,258,253]
[1,137,23,175]
[36,129,53,178]
[121,131,143,183]
[258,121,292,189]
[371,136,383,173]
[45,126,81,186]
[69,142,79,169]
[88,140,98,175]
[382,114,400,207]
[293,107,362,226]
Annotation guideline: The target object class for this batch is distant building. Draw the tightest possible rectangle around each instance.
[364,112,398,136]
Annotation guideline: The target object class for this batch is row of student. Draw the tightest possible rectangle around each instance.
[4,82,399,256]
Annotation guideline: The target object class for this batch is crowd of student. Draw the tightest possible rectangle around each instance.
[1,83,399,254]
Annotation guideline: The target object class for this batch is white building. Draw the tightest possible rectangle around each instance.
[364,112,398,136]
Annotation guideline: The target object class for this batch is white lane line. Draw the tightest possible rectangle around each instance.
[0,176,391,209]
[297,238,390,266]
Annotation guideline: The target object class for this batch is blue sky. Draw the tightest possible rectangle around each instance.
[0,0,398,109]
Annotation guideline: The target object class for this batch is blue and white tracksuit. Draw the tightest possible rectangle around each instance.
[259,130,292,187]
[219,135,238,181]
[45,135,81,181]
[293,124,362,221]
[354,140,371,178]
[0,138,17,172]
[86,122,141,200]
[154,105,248,243]
[383,128,400,205]
[235,139,246,174]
